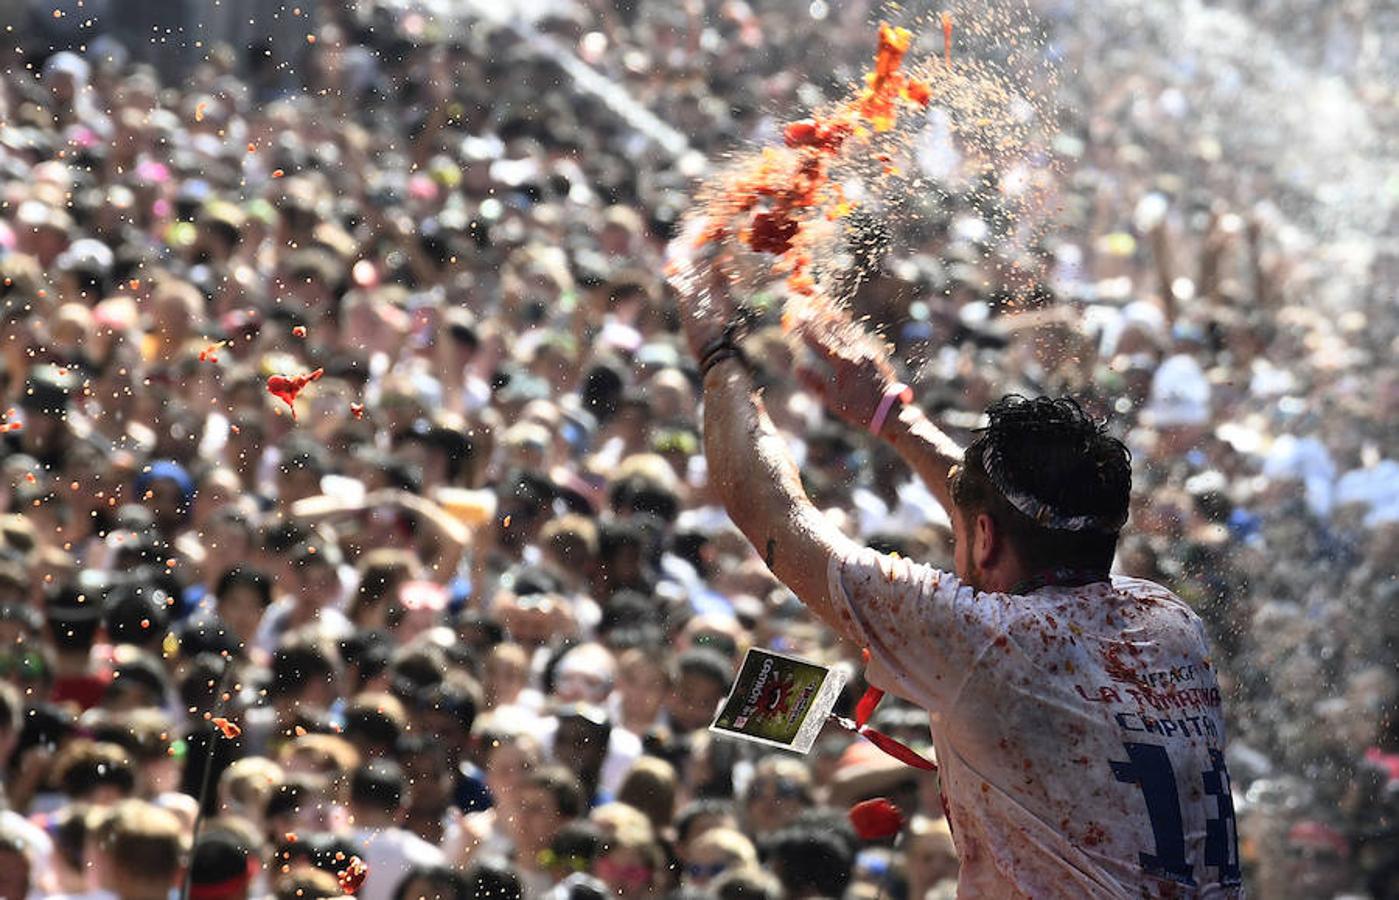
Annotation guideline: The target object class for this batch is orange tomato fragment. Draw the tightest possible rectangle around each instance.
[212,717,242,739]
[337,856,368,894]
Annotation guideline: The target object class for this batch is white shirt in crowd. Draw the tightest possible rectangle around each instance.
[349,825,445,900]
[831,547,1243,899]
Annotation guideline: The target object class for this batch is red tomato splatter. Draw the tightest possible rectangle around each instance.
[198,341,225,363]
[696,23,924,298]
[903,78,932,106]
[338,856,368,894]
[211,716,242,739]
[783,120,820,148]
[859,23,914,131]
[266,368,324,420]
[849,797,905,840]
[292,325,307,338]
[349,402,365,420]
[748,212,801,255]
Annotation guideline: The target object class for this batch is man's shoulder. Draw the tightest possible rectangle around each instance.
[1014,576,1207,644]
[1107,575,1202,619]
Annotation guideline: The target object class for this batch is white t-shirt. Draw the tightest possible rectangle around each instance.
[830,548,1244,899]
[349,826,445,900]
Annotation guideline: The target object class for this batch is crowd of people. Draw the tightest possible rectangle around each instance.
[0,0,1393,897]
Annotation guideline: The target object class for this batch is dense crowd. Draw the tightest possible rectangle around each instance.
[0,0,1393,898]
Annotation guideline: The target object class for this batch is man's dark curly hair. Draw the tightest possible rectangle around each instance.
[951,395,1132,573]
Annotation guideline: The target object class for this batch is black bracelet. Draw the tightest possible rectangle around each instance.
[697,333,732,368]
[698,320,750,373]
[698,320,746,360]
[699,345,747,379]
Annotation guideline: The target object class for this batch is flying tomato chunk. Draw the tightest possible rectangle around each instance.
[849,797,905,840]
[266,368,324,420]
[747,211,801,255]
[337,856,368,895]
[211,717,242,739]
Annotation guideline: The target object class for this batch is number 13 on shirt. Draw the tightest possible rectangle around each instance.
[1112,743,1243,888]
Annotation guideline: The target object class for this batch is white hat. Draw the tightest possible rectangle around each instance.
[43,51,89,84]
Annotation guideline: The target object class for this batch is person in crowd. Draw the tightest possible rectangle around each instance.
[0,0,1391,896]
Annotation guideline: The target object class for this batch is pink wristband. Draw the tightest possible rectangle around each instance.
[868,382,913,436]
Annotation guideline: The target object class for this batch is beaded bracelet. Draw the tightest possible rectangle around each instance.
[868,382,913,436]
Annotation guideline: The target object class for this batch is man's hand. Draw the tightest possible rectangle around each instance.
[791,297,902,432]
[666,217,742,361]
[790,295,962,511]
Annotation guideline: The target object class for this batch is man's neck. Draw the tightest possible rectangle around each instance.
[1009,566,1111,595]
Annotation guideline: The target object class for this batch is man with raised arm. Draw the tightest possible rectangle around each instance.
[672,251,1244,899]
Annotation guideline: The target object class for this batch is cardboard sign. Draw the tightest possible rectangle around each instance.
[710,648,847,753]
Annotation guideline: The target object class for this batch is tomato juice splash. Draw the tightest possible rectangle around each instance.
[690,23,936,300]
[338,855,368,894]
[849,797,906,840]
[266,368,324,420]
[680,8,1057,366]
[211,716,242,739]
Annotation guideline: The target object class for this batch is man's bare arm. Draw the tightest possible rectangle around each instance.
[879,402,963,514]
[788,299,963,512]
[703,358,861,641]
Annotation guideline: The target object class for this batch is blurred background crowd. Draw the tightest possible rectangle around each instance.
[0,0,1394,897]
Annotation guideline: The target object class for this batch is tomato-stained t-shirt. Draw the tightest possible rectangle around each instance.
[829,547,1245,899]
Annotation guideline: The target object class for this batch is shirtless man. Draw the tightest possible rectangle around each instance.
[674,256,1243,898]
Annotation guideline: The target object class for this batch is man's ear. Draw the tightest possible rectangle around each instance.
[973,512,1000,572]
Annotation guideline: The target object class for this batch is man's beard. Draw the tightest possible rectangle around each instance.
[956,548,990,590]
